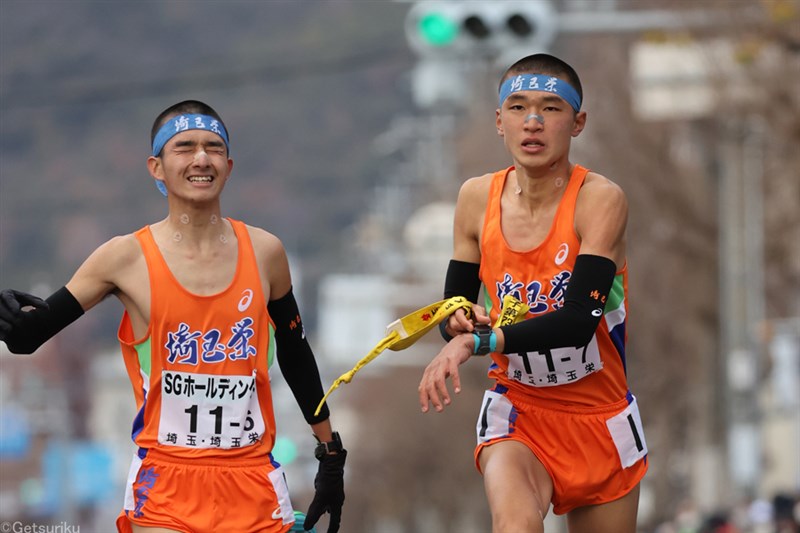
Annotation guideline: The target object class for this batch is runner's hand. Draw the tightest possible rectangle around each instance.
[305,451,346,533]
[0,289,48,340]
[419,334,473,413]
[443,305,490,337]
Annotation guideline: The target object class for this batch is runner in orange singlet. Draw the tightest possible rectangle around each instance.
[419,54,647,533]
[1,100,345,533]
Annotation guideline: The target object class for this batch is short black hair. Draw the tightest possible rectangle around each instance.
[150,100,229,150]
[499,53,583,107]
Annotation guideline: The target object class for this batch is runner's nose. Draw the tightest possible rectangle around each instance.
[524,113,545,128]
[193,150,210,166]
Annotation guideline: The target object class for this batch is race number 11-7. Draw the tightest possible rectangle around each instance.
[506,335,603,387]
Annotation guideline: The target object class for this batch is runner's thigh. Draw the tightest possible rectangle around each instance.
[479,440,554,522]
[566,482,640,533]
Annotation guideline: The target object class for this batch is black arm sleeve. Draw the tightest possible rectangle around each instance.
[3,287,85,354]
[500,255,617,353]
[268,287,330,424]
[439,259,482,341]
[443,260,482,301]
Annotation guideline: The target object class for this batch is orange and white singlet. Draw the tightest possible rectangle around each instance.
[117,218,277,461]
[479,165,630,407]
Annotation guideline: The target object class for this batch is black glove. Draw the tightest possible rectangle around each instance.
[304,450,346,533]
[0,289,48,340]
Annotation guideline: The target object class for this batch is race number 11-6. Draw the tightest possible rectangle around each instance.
[158,369,265,449]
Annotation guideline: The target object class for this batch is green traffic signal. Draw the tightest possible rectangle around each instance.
[417,11,459,47]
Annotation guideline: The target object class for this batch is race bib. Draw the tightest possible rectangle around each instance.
[606,395,648,468]
[158,369,265,449]
[506,335,603,387]
[476,389,515,445]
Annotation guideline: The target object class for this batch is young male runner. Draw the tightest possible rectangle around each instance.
[0,100,345,533]
[418,54,648,532]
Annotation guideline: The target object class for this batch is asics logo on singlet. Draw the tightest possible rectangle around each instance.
[555,243,569,265]
[592,308,603,317]
[238,289,254,312]
[272,507,282,520]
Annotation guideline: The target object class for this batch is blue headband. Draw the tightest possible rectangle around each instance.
[499,74,582,112]
[151,113,230,197]
[152,113,229,156]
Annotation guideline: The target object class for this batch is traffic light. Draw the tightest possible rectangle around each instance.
[405,1,558,60]
[405,1,558,109]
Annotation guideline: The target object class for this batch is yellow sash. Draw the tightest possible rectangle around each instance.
[314,294,529,416]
